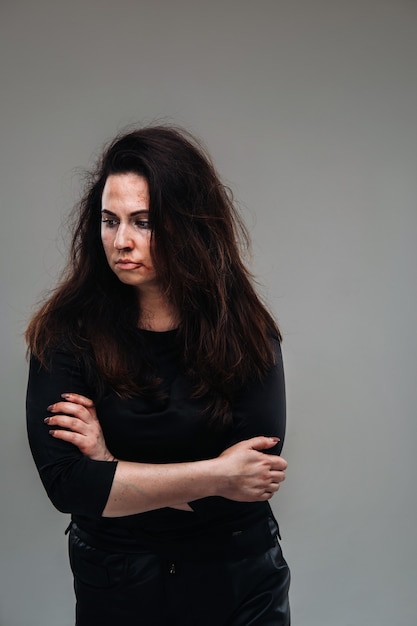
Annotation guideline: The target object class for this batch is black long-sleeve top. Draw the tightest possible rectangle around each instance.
[26,329,286,550]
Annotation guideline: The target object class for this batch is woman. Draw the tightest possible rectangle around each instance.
[26,125,290,625]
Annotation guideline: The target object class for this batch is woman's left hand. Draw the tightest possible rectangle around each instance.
[45,393,116,462]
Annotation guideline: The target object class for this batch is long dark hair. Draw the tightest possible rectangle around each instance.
[26,125,281,426]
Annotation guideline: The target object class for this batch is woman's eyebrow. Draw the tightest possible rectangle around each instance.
[101,209,149,217]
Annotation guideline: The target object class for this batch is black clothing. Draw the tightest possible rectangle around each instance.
[69,516,290,626]
[26,329,289,624]
[27,329,286,548]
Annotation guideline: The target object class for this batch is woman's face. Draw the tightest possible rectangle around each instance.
[101,173,158,292]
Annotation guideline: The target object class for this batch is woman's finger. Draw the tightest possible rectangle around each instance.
[61,392,95,407]
[48,428,102,458]
[48,428,86,446]
[269,470,286,484]
[47,401,96,423]
[44,414,88,434]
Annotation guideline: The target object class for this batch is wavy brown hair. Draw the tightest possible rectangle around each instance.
[26,125,281,426]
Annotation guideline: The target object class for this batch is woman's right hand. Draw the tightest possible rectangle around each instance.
[214,436,287,502]
[46,394,286,513]
[102,437,287,517]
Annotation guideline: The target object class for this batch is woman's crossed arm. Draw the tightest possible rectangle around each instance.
[45,393,287,517]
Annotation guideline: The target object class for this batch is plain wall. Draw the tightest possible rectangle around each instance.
[1,1,416,624]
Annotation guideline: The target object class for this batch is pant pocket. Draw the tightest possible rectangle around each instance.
[69,529,126,589]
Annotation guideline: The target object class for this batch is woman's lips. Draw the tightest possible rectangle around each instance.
[115,260,143,270]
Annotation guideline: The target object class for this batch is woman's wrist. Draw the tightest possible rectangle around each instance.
[102,451,118,462]
[202,457,227,498]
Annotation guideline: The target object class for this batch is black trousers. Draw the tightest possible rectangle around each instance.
[68,517,290,626]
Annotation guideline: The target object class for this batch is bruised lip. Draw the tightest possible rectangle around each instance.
[115,260,143,269]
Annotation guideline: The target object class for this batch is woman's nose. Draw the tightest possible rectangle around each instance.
[114,225,132,249]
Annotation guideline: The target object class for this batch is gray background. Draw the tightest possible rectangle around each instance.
[1,1,416,624]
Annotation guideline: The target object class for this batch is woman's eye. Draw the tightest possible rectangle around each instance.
[102,218,118,228]
[135,220,151,230]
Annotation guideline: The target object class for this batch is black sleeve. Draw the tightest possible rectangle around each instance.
[227,338,286,453]
[26,349,117,517]
[190,338,286,514]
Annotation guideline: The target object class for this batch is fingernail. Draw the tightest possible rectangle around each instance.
[44,417,51,424]
[61,393,71,399]
[270,437,280,442]
[48,430,55,436]
[47,405,54,412]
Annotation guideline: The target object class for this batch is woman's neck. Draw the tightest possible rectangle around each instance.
[137,288,179,332]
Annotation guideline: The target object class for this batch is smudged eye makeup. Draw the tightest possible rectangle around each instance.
[101,213,151,230]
